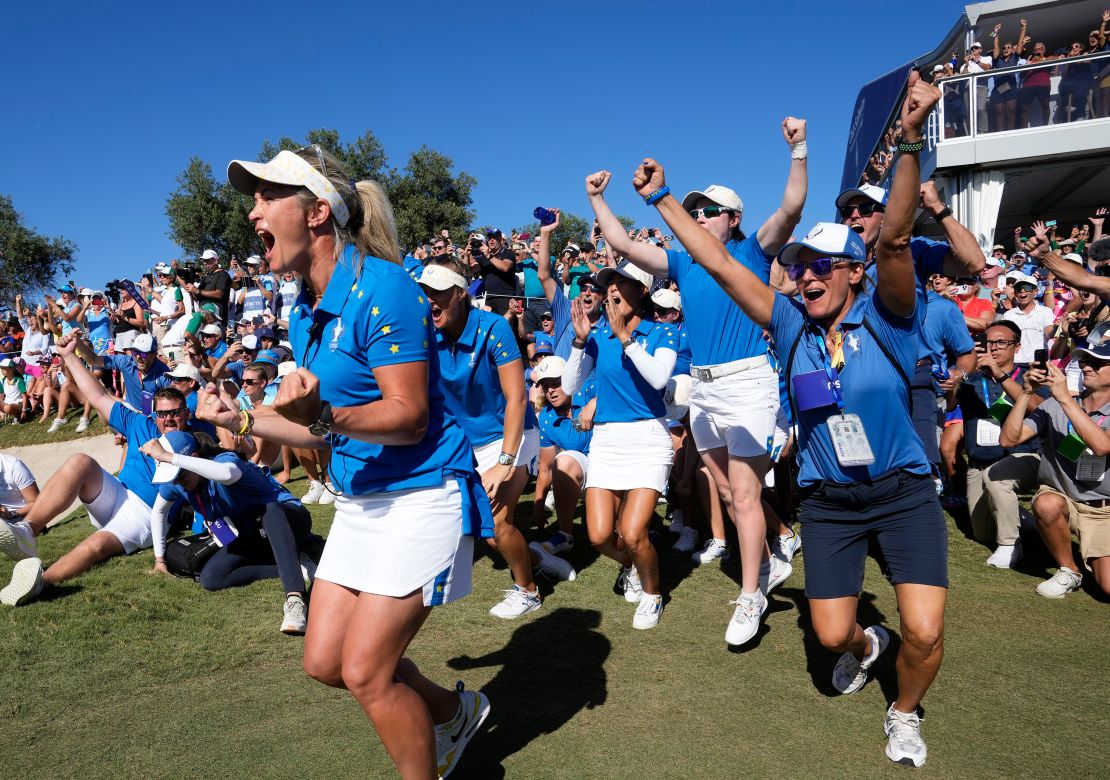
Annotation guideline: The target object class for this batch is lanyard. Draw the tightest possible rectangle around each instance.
[810,327,846,413]
[190,488,213,523]
[981,368,1020,405]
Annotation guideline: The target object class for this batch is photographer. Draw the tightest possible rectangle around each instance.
[473,228,517,315]
[187,249,232,324]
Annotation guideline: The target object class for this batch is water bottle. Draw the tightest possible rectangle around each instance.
[534,207,556,226]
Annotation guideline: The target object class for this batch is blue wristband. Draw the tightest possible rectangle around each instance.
[643,186,670,206]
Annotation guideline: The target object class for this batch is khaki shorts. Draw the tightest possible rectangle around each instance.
[1033,486,1110,568]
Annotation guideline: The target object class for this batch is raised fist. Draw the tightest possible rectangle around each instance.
[633,158,666,199]
[585,171,611,197]
[782,117,807,145]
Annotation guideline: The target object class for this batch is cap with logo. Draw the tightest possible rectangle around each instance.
[130,333,156,353]
[533,333,555,356]
[681,184,744,214]
[777,223,868,266]
[531,355,567,382]
[418,264,467,292]
[150,432,198,484]
[167,364,202,383]
[596,260,654,289]
[835,183,889,210]
[651,288,682,311]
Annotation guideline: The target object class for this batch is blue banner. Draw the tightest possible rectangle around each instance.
[840,63,915,192]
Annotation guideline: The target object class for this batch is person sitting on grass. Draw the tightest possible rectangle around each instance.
[0,453,38,523]
[0,332,192,606]
[0,358,30,425]
[999,342,1110,599]
[142,430,314,634]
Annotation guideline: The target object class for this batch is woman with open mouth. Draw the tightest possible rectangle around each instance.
[207,145,494,779]
[418,258,575,622]
[562,260,678,629]
[640,73,948,769]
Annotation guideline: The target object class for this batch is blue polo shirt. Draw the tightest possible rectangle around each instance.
[671,322,692,376]
[183,392,218,439]
[770,290,929,487]
[289,247,478,502]
[920,291,975,366]
[538,381,596,454]
[86,309,112,355]
[666,237,772,366]
[205,340,228,360]
[157,452,298,527]
[550,286,576,360]
[583,318,678,424]
[519,257,545,299]
[864,236,949,290]
[104,354,171,410]
[402,253,424,283]
[435,308,536,449]
[107,402,163,507]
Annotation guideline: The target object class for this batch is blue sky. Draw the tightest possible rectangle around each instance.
[1,0,969,289]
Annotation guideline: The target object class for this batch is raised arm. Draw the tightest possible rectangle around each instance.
[1030,220,1110,297]
[56,334,118,422]
[536,211,561,302]
[875,72,941,317]
[585,171,669,277]
[753,117,808,257]
[920,181,985,276]
[640,159,775,326]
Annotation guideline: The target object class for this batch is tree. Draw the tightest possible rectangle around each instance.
[0,194,76,306]
[258,128,390,186]
[165,158,260,261]
[514,211,636,256]
[389,146,476,251]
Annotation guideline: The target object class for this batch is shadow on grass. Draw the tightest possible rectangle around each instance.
[447,607,609,779]
[36,583,83,603]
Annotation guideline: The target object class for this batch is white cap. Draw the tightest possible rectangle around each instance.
[241,335,259,350]
[564,243,581,254]
[418,264,467,292]
[531,356,567,382]
[778,223,868,266]
[200,324,223,336]
[651,288,682,311]
[1063,252,1085,265]
[835,183,889,209]
[228,150,350,227]
[1006,271,1038,287]
[665,374,693,421]
[933,64,944,72]
[79,287,95,296]
[200,249,219,261]
[277,361,297,378]
[985,255,1005,267]
[245,255,261,265]
[130,333,156,353]
[0,358,15,369]
[971,41,983,48]
[596,260,654,290]
[154,263,173,275]
[681,184,744,214]
[167,364,201,382]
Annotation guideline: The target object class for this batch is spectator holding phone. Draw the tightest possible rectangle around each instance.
[474,228,518,315]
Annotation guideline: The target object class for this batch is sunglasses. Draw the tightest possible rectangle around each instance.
[433,245,448,251]
[785,257,852,281]
[297,143,329,178]
[170,377,195,383]
[689,206,732,220]
[154,408,187,418]
[838,202,884,219]
[241,378,263,386]
[1078,358,1110,369]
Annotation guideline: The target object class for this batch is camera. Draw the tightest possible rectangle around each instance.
[104,279,122,306]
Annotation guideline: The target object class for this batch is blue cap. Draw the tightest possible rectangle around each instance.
[254,349,281,366]
[57,284,76,294]
[253,326,277,340]
[534,332,554,355]
[150,431,198,484]
[778,222,868,266]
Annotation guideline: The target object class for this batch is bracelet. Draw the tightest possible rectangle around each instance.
[237,410,254,436]
[572,338,587,350]
[934,206,952,222]
[643,185,670,206]
[621,337,637,350]
[896,136,925,153]
[790,141,808,160]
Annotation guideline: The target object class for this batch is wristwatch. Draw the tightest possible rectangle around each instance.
[308,401,333,437]
[497,452,516,467]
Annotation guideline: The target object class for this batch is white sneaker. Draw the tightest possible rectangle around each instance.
[436,682,490,779]
[544,490,556,511]
[301,480,325,504]
[530,542,577,582]
[318,483,338,505]
[773,530,802,562]
[47,418,66,433]
[832,625,890,694]
[74,417,90,433]
[489,585,542,619]
[986,541,1022,569]
[759,555,793,594]
[672,526,699,554]
[0,519,38,561]
[693,538,729,565]
[668,510,685,534]
[540,530,574,555]
[633,593,663,629]
[280,594,308,635]
[725,590,767,647]
[1,557,44,606]
[884,704,928,767]
[618,566,642,603]
[1036,566,1083,598]
[298,552,317,592]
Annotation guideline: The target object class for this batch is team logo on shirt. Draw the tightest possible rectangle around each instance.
[329,318,344,351]
[846,333,861,353]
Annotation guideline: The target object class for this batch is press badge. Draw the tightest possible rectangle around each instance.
[209,517,239,547]
[975,420,1003,447]
[1074,453,1107,482]
[827,414,875,467]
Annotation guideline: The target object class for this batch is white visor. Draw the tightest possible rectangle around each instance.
[227,150,350,227]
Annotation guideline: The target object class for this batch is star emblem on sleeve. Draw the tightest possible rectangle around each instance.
[417,296,425,304]
[390,344,399,354]
[357,290,364,299]
[371,307,380,316]
[382,325,391,334]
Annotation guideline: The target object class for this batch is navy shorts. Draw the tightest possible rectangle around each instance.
[798,470,948,599]
[910,362,941,466]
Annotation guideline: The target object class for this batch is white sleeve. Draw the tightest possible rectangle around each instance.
[172,454,243,485]
[151,494,172,559]
[10,459,35,490]
[562,346,595,397]
[623,344,677,390]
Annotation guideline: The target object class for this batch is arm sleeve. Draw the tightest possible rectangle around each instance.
[623,343,677,390]
[562,344,596,397]
[171,453,243,485]
[151,493,172,559]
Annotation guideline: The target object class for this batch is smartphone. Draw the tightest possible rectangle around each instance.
[1033,349,1048,372]
[1045,220,1057,228]
[973,332,988,350]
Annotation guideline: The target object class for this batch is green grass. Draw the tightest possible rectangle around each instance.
[1,475,1107,779]
[0,408,109,447]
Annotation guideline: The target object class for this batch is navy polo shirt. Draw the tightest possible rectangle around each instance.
[289,247,475,496]
[956,368,1046,463]
[583,318,678,424]
[104,354,171,410]
[666,237,772,366]
[864,235,948,291]
[435,308,536,450]
[108,402,164,507]
[538,381,597,454]
[920,291,975,366]
[770,290,930,487]
[157,452,298,526]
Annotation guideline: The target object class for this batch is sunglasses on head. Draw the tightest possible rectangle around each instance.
[689,206,732,220]
[154,407,187,418]
[785,256,852,281]
[839,202,884,219]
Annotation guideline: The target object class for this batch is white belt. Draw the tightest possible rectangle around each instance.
[690,354,769,382]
